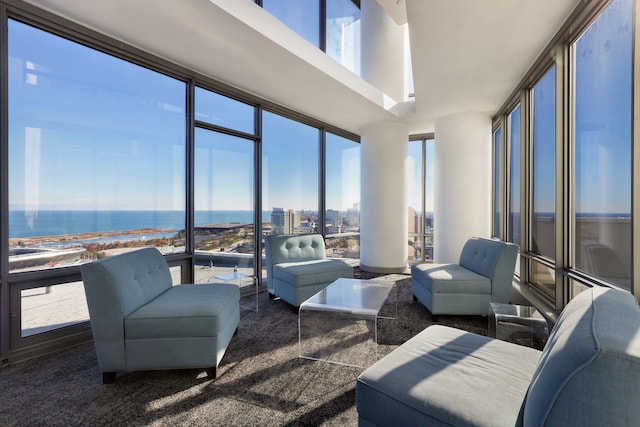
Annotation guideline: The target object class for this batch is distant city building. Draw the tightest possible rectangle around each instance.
[347,205,360,228]
[271,207,300,234]
[326,209,340,234]
[408,207,435,261]
[426,212,434,230]
[408,206,423,234]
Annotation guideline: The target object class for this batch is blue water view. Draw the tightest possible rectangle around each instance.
[9,210,270,238]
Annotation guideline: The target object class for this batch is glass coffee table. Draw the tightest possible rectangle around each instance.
[489,302,549,350]
[298,277,396,368]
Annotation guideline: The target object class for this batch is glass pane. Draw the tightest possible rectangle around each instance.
[508,105,521,247]
[493,128,502,239]
[407,140,423,262]
[531,67,556,259]
[407,139,434,263]
[21,282,88,337]
[195,87,255,134]
[194,129,255,280]
[262,0,320,47]
[8,21,186,272]
[325,133,360,259]
[326,0,361,74]
[262,111,319,236]
[529,259,555,302]
[573,0,632,289]
[568,279,591,302]
[408,235,423,262]
[425,139,435,261]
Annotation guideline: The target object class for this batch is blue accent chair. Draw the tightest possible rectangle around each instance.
[80,247,240,383]
[265,234,353,308]
[411,237,518,315]
[357,286,640,426]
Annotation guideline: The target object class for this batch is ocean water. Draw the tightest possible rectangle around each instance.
[9,210,269,238]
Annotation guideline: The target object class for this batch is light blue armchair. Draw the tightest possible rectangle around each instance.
[357,286,640,426]
[265,234,353,308]
[411,237,518,316]
[80,247,240,383]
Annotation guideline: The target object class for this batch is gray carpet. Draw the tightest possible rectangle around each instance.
[0,275,488,426]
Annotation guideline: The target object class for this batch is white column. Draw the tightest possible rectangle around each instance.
[360,0,405,102]
[434,112,492,263]
[360,121,409,272]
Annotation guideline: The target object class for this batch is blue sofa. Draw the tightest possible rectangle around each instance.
[81,247,240,383]
[264,234,353,308]
[411,237,518,315]
[356,286,640,426]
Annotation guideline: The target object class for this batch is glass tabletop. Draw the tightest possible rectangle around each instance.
[214,271,251,281]
[490,302,542,319]
[300,278,395,316]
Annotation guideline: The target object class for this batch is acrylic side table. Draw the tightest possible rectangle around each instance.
[489,302,549,350]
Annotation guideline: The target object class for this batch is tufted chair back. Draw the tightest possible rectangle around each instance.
[81,248,173,371]
[264,234,327,293]
[458,237,519,304]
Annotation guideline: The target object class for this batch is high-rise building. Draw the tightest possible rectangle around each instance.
[326,209,340,234]
[271,207,300,234]
[287,210,300,234]
[271,207,285,234]
[347,204,360,228]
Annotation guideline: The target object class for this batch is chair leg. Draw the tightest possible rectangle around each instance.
[269,292,276,300]
[102,372,117,384]
[412,294,418,302]
[206,367,217,379]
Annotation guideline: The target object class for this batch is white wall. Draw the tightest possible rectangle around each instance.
[360,121,409,272]
[434,112,492,263]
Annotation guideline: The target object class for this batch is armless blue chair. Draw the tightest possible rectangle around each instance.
[411,237,518,316]
[81,248,240,383]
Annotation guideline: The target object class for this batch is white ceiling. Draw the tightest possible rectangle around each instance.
[24,0,581,135]
[405,0,581,131]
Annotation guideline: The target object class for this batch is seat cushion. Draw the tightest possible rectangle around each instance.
[356,325,541,427]
[125,283,239,339]
[412,263,491,294]
[272,259,352,288]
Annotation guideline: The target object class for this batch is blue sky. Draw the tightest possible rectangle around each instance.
[8,19,360,213]
[9,19,186,211]
[8,0,634,218]
[532,67,556,215]
[573,0,632,215]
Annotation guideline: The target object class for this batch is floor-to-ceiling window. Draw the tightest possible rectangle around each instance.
[194,88,257,283]
[572,0,632,291]
[326,0,361,75]
[530,66,557,302]
[1,6,361,364]
[261,0,320,47]
[408,135,435,264]
[262,111,320,237]
[259,0,361,75]
[8,19,187,341]
[508,105,521,249]
[492,127,502,239]
[325,132,360,259]
[493,0,635,314]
